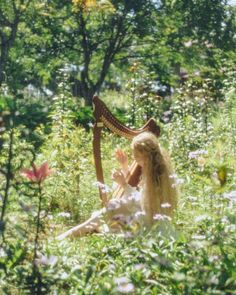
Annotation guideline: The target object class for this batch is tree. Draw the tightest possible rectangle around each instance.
[134,0,236,87]
[43,0,157,105]
[0,0,34,88]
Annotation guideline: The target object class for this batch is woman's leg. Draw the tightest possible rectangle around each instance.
[57,212,103,240]
[56,200,132,240]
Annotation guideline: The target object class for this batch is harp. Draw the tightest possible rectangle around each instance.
[93,96,160,206]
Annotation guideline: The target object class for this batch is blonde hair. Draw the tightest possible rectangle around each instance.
[131,132,178,226]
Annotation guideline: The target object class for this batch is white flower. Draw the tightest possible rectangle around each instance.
[114,277,135,294]
[153,214,171,221]
[35,255,58,266]
[171,176,184,188]
[162,117,170,123]
[123,231,134,239]
[209,255,219,262]
[134,263,145,271]
[169,174,184,186]
[107,199,121,211]
[134,211,145,219]
[163,110,172,116]
[169,173,178,179]
[58,212,71,218]
[114,277,130,285]
[192,235,206,240]
[0,248,6,258]
[161,203,171,208]
[187,196,198,202]
[224,190,236,202]
[221,217,229,224]
[188,149,208,159]
[128,191,141,202]
[184,40,193,47]
[93,181,111,193]
[194,215,209,222]
[116,283,135,294]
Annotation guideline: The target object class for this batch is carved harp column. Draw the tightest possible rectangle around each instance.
[93,96,160,206]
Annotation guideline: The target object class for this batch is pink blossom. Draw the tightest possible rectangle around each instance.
[21,162,52,183]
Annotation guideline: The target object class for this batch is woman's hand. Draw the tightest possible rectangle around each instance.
[112,169,126,187]
[115,149,129,174]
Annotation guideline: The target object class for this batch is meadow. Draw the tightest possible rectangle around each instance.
[0,64,235,294]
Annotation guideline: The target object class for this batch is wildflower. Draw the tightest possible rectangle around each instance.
[161,203,171,208]
[184,40,193,47]
[153,214,171,221]
[170,174,184,187]
[207,276,219,285]
[134,263,145,271]
[194,215,209,223]
[93,181,111,193]
[123,231,134,239]
[35,254,58,267]
[21,162,52,183]
[58,212,71,218]
[224,190,236,202]
[0,248,6,258]
[221,217,229,224]
[114,277,135,294]
[192,235,206,240]
[134,211,145,219]
[128,191,141,202]
[116,283,135,294]
[114,277,130,285]
[162,116,170,123]
[107,199,121,211]
[188,149,208,159]
[209,255,219,262]
[163,110,172,116]
[169,173,178,179]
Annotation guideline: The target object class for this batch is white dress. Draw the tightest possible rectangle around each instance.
[91,184,145,232]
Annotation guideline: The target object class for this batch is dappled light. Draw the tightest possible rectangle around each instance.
[0,0,236,293]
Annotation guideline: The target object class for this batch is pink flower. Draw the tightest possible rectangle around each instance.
[21,162,52,183]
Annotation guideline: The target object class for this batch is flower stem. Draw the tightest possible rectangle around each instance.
[32,182,43,293]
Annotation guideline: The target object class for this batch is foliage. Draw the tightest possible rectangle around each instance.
[0,61,236,293]
[0,1,236,293]
[1,0,235,105]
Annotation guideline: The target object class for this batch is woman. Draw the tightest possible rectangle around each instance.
[57,132,178,240]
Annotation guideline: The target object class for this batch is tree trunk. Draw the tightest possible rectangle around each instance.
[71,78,97,106]
[83,87,96,106]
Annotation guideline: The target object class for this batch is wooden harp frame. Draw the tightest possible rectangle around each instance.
[93,95,161,206]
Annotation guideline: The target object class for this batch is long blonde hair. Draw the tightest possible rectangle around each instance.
[131,132,178,226]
